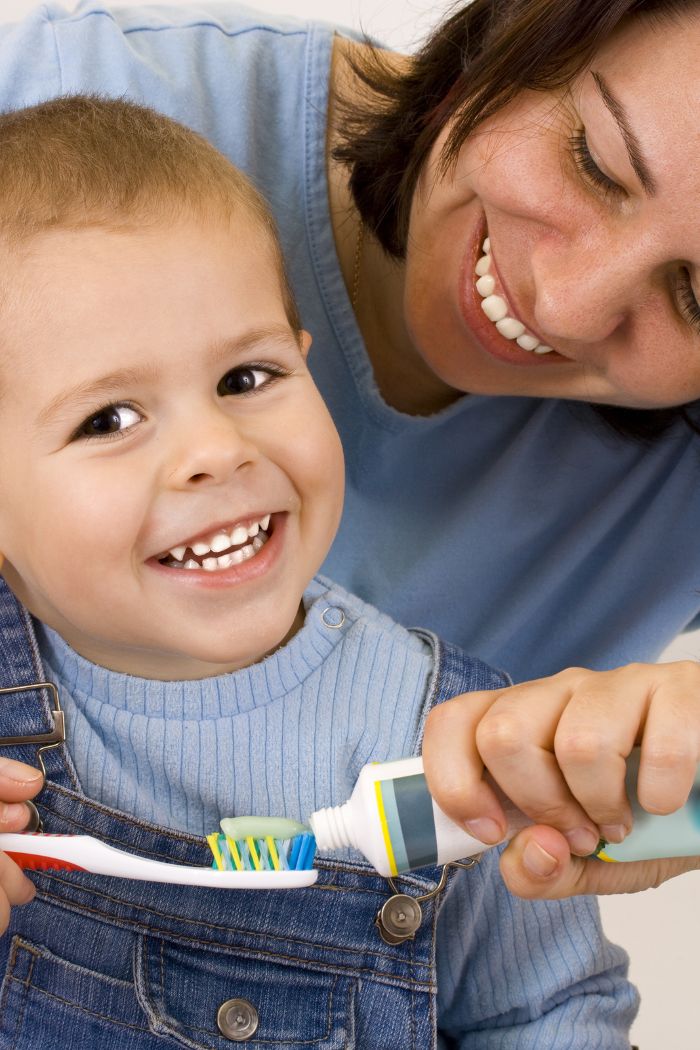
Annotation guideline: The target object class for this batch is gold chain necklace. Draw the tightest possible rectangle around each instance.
[350,218,364,309]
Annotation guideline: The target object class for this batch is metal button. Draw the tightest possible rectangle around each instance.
[216,998,259,1042]
[376,893,423,944]
[321,606,345,629]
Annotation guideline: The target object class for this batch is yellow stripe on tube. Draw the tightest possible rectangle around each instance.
[374,779,398,876]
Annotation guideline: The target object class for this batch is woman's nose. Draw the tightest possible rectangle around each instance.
[167,413,258,488]
[530,233,645,346]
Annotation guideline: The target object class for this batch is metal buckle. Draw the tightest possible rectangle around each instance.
[0,681,65,777]
[375,857,482,944]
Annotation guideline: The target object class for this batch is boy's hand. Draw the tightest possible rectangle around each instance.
[422,662,700,897]
[0,758,44,932]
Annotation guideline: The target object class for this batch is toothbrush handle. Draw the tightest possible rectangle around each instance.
[0,833,318,889]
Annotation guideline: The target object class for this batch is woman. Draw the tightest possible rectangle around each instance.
[0,0,698,906]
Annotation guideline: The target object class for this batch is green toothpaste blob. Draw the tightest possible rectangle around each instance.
[220,815,310,839]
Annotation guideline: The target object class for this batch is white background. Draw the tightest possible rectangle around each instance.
[4,1,700,1045]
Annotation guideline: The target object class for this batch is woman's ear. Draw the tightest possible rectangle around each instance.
[300,330,313,359]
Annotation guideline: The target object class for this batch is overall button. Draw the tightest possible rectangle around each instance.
[216,999,259,1042]
[376,893,423,943]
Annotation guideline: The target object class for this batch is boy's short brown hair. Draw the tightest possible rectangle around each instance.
[0,94,300,329]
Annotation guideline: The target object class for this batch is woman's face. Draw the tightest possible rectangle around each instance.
[404,12,700,408]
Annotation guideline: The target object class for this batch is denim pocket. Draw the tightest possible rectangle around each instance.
[0,936,168,1049]
[136,934,357,1048]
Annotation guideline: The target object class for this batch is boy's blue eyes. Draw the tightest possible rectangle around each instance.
[73,364,283,442]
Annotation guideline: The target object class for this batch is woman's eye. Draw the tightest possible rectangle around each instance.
[570,129,625,199]
[217,365,281,396]
[75,403,142,441]
[676,269,700,336]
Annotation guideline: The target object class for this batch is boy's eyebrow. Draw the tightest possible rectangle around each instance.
[36,324,297,428]
[591,71,657,197]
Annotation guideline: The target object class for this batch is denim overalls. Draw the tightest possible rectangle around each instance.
[0,579,505,1049]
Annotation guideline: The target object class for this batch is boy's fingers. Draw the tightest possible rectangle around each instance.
[499,826,700,899]
[423,690,511,843]
[0,851,35,906]
[0,757,43,802]
[0,801,37,830]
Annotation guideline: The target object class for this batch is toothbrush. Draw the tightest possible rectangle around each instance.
[0,823,318,890]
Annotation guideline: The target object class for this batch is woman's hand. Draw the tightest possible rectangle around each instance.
[422,661,700,897]
[0,758,43,932]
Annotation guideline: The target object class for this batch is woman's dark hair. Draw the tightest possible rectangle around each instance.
[334,0,700,441]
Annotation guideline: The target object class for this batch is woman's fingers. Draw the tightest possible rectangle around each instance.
[423,688,513,843]
[500,826,700,899]
[473,671,602,854]
[553,662,700,836]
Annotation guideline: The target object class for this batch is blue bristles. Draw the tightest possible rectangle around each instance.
[207,832,316,873]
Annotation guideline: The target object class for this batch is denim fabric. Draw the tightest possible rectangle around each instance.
[0,580,484,1049]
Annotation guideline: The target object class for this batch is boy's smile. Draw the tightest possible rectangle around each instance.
[0,214,344,679]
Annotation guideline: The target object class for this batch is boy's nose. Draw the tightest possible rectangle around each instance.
[167,415,259,488]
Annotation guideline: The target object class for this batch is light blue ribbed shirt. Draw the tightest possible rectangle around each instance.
[35,576,638,1046]
[0,2,699,684]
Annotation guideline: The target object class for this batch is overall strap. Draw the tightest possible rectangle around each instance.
[415,629,512,719]
[0,577,71,785]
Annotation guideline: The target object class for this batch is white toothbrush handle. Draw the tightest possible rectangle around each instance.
[0,833,318,889]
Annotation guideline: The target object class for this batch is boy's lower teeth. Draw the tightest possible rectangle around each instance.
[163,531,268,571]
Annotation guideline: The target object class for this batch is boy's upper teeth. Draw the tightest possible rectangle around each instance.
[168,513,270,561]
[475,238,553,355]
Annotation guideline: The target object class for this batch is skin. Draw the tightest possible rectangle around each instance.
[0,210,344,927]
[328,14,700,896]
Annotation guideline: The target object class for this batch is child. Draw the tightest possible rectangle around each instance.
[0,96,636,1047]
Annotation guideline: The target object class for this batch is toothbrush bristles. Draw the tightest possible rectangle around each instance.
[208,832,316,872]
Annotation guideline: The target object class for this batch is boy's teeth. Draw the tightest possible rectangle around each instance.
[165,513,272,566]
[230,524,249,546]
[474,240,553,354]
[210,531,232,553]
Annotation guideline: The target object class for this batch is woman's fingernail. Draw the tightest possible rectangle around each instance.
[599,824,628,844]
[0,802,31,826]
[523,841,558,878]
[464,818,504,844]
[564,828,601,856]
[0,758,42,784]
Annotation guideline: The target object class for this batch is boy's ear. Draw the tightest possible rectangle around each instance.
[300,330,313,359]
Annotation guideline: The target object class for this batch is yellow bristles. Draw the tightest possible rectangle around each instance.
[225,836,244,871]
[207,833,225,871]
[246,836,261,871]
[266,835,280,871]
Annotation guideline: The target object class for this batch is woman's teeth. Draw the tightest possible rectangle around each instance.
[475,238,553,355]
[161,514,271,572]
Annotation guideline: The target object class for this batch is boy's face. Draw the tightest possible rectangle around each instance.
[0,215,344,679]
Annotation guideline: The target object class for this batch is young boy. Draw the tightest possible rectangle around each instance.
[0,96,636,1047]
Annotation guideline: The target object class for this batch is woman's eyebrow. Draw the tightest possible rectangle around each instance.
[592,71,657,197]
